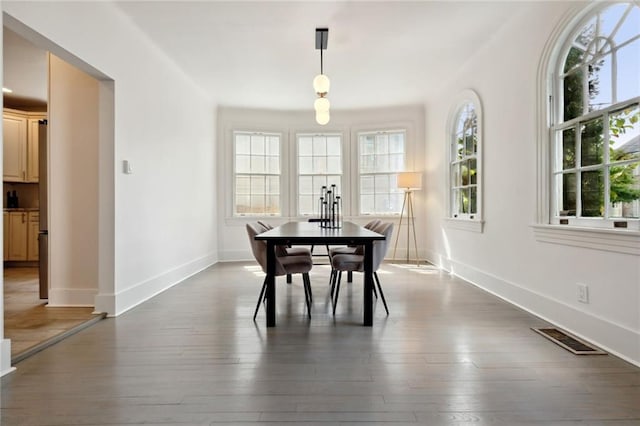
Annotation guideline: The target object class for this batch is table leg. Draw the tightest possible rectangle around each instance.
[266,241,276,327]
[363,241,373,326]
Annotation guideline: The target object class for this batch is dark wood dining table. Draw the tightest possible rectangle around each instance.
[254,221,386,327]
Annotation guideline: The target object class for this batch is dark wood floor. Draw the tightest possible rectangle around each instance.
[1,261,638,425]
[3,267,96,357]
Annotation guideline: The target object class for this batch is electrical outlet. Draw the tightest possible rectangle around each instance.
[577,283,589,304]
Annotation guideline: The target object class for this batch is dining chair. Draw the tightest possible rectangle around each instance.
[329,222,393,315]
[246,222,313,320]
[257,220,311,283]
[328,218,382,285]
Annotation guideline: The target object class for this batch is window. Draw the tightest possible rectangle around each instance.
[446,90,483,231]
[233,131,281,215]
[551,2,640,229]
[297,134,342,215]
[359,130,405,215]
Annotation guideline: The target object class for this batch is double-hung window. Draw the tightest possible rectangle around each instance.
[233,131,281,215]
[359,130,405,215]
[551,2,640,229]
[297,134,342,215]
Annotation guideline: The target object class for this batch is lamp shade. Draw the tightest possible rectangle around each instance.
[397,172,422,190]
[314,97,330,112]
[316,110,330,125]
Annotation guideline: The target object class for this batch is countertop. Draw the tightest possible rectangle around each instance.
[3,208,40,212]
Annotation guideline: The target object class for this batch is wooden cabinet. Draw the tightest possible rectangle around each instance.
[3,212,8,261]
[2,109,45,183]
[27,211,39,261]
[6,211,28,260]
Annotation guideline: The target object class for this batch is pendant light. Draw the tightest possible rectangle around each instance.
[314,28,330,125]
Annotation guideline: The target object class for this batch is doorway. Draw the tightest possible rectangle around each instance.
[2,18,114,363]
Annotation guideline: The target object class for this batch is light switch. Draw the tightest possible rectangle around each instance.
[123,160,133,174]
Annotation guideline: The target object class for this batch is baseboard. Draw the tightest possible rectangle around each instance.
[47,288,97,307]
[95,253,217,317]
[0,339,17,377]
[425,249,640,367]
[220,249,253,262]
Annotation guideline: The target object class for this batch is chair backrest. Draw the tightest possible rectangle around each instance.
[364,219,382,230]
[371,222,394,271]
[246,222,269,274]
[257,220,273,230]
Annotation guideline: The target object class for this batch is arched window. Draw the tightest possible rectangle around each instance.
[551,2,640,229]
[446,89,483,232]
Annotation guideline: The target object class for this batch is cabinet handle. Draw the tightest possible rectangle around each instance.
[22,213,26,223]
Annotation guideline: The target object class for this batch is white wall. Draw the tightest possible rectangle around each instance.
[2,1,218,321]
[424,1,640,365]
[217,106,425,262]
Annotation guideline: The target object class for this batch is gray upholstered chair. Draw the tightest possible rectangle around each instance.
[257,220,311,283]
[330,222,393,315]
[246,222,313,320]
[328,218,382,285]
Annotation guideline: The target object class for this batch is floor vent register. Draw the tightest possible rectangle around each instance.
[532,327,607,355]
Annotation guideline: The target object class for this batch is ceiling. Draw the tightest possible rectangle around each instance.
[2,27,48,109]
[3,1,525,111]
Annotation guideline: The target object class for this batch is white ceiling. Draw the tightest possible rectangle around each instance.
[114,1,522,109]
[2,2,524,110]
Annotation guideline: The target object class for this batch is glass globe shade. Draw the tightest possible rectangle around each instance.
[314,97,330,112]
[313,74,330,94]
[316,110,330,125]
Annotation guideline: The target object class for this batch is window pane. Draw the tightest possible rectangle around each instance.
[390,192,403,213]
[266,196,280,214]
[470,186,477,214]
[460,189,469,214]
[375,194,389,213]
[267,176,279,194]
[236,195,250,214]
[562,128,576,169]
[267,156,279,174]
[616,39,640,101]
[267,136,279,156]
[313,176,327,194]
[251,176,265,194]
[610,161,640,218]
[452,189,460,216]
[581,118,604,166]
[361,135,375,155]
[236,176,250,194]
[313,136,327,156]
[375,174,389,193]
[361,155,374,173]
[559,173,577,216]
[461,160,470,186]
[563,68,584,121]
[389,153,404,172]
[236,155,250,174]
[376,154,390,172]
[299,137,312,156]
[610,104,640,162]
[327,136,341,156]
[327,176,341,192]
[455,134,465,160]
[313,157,327,174]
[251,135,265,155]
[389,133,404,153]
[375,134,389,155]
[299,195,313,215]
[299,176,313,195]
[581,169,604,217]
[361,194,374,214]
[613,5,640,45]
[327,156,341,174]
[299,156,312,174]
[588,54,612,111]
[361,176,374,194]
[251,195,265,212]
[469,159,477,185]
[251,155,265,173]
[236,134,250,155]
[452,163,461,187]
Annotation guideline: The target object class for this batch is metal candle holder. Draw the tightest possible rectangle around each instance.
[318,184,341,228]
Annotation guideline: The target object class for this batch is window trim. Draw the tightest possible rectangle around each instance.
[535,2,640,255]
[445,89,484,233]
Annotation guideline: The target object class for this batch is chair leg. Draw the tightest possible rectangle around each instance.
[372,279,378,299]
[302,272,312,318]
[332,271,342,315]
[253,276,268,321]
[330,269,337,297]
[374,272,389,315]
[286,274,292,284]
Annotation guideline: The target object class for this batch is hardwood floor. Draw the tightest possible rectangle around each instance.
[3,267,97,358]
[1,261,638,425]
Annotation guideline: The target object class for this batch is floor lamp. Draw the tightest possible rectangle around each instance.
[393,171,421,265]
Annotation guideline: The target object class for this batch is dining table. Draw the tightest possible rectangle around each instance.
[254,221,386,327]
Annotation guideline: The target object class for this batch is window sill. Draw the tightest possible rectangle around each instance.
[444,218,484,233]
[532,224,640,256]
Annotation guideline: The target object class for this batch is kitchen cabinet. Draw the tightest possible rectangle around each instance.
[2,109,46,183]
[27,211,39,261]
[6,211,28,260]
[3,212,8,261]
